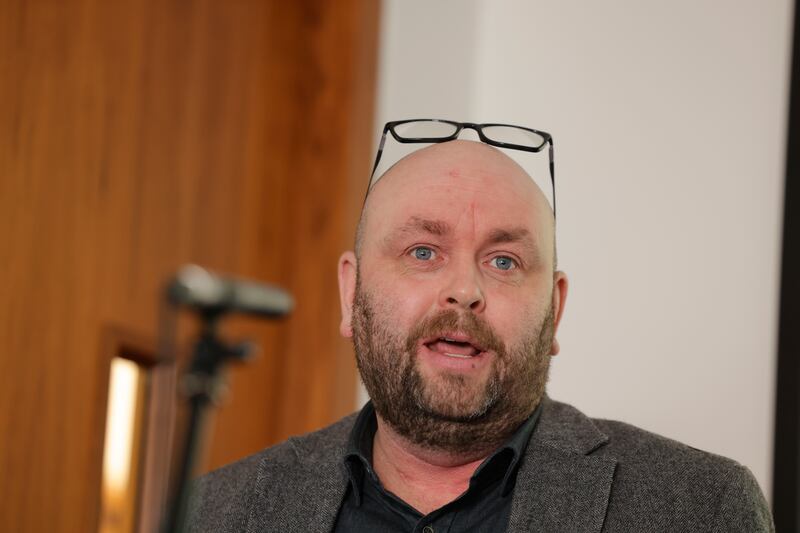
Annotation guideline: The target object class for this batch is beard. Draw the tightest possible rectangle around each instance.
[352,276,555,456]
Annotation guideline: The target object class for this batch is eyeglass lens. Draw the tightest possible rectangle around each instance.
[392,120,458,140]
[480,125,546,149]
[392,120,546,150]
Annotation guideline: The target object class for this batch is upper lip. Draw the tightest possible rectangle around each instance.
[421,332,487,353]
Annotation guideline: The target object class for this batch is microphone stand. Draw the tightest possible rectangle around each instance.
[161,310,253,533]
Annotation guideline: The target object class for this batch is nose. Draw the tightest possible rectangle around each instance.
[438,259,485,313]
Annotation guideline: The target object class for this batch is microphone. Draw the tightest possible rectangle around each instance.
[167,264,294,318]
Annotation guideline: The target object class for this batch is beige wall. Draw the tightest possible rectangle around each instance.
[369,0,791,499]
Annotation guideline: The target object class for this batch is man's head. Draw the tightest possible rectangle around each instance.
[338,140,568,455]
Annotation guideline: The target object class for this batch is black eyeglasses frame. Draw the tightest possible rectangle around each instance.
[367,119,556,218]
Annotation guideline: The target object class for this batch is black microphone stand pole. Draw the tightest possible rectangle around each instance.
[161,310,253,533]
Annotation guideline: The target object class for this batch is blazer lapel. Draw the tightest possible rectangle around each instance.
[245,442,349,533]
[506,399,617,533]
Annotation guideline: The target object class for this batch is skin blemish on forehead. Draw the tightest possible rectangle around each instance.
[448,168,460,178]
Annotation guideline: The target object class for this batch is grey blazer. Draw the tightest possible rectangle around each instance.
[188,398,773,532]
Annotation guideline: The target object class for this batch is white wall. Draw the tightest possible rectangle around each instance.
[368,0,791,499]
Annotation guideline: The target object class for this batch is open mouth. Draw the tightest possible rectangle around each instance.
[423,335,486,359]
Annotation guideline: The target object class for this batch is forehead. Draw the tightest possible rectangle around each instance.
[362,141,553,247]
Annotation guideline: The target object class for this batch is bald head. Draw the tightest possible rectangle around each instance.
[356,140,556,268]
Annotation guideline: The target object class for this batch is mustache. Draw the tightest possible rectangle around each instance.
[404,309,505,356]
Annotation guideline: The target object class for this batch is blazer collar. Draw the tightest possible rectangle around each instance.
[506,397,617,533]
[244,399,617,532]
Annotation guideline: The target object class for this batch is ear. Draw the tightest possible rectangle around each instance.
[549,271,569,355]
[338,251,358,338]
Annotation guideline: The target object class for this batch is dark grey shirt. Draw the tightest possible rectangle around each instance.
[333,402,541,533]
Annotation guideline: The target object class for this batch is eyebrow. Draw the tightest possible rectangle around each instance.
[381,217,451,253]
[486,227,543,265]
[486,227,532,244]
[388,217,453,240]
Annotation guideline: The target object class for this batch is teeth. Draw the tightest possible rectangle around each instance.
[444,352,473,359]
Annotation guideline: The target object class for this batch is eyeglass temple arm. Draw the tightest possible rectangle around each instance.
[549,139,556,220]
[365,130,390,202]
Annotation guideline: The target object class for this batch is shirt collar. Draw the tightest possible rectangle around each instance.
[343,402,380,506]
[494,403,542,496]
[343,401,543,504]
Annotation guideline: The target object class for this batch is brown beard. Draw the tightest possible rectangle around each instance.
[352,275,555,456]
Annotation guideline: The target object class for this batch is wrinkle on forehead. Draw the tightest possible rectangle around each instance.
[358,140,555,263]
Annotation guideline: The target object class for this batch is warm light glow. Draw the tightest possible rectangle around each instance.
[102,358,140,493]
[99,355,149,533]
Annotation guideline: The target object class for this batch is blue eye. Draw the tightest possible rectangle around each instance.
[412,247,435,260]
[490,256,517,271]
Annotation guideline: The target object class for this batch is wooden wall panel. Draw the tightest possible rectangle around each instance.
[0,0,379,531]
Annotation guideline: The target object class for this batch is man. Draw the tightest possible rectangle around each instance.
[189,124,773,532]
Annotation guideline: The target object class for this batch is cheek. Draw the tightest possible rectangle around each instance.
[485,290,550,342]
[365,275,437,328]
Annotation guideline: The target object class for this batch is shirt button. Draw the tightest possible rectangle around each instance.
[422,527,435,533]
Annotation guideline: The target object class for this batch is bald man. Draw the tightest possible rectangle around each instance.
[188,139,773,532]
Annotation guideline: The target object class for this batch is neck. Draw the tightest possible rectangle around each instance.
[371,415,498,515]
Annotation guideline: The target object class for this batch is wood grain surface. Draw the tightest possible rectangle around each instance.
[0,0,379,530]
